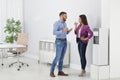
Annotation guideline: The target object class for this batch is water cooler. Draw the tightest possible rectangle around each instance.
[91,27,110,80]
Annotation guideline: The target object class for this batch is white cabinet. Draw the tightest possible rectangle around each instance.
[38,39,70,66]
[93,28,109,65]
[91,65,110,80]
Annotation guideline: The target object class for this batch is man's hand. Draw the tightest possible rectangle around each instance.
[68,28,73,32]
[80,37,89,40]
[62,27,68,32]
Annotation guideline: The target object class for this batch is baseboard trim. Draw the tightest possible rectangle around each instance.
[25,54,39,60]
[70,63,90,72]
[25,54,90,71]
[70,63,80,70]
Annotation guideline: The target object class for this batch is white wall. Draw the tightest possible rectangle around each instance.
[109,0,120,78]
[101,0,110,28]
[101,0,120,78]
[24,0,101,69]
[0,1,1,27]
[0,0,23,41]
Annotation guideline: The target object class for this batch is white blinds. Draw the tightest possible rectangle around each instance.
[0,0,23,42]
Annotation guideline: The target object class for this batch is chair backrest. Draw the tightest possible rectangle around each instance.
[17,33,28,45]
[16,33,28,52]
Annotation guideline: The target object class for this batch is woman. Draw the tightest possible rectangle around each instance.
[74,14,93,76]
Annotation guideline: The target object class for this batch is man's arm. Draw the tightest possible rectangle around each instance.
[53,22,68,35]
[67,28,73,34]
[53,22,63,35]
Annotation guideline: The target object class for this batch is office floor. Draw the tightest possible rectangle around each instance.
[0,57,118,80]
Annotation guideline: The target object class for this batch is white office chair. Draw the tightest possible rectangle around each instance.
[8,33,29,71]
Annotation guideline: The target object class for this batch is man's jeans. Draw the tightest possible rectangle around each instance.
[50,39,67,72]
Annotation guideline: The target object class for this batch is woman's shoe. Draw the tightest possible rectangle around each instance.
[79,70,86,76]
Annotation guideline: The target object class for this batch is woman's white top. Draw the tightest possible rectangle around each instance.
[78,28,81,38]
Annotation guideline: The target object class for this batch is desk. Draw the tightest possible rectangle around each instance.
[0,43,26,66]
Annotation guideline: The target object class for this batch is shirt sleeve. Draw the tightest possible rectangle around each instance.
[65,24,70,34]
[86,26,93,39]
[67,31,70,34]
[74,25,80,35]
[74,28,77,35]
[53,22,63,35]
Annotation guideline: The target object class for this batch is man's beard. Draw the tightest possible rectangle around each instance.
[63,18,66,22]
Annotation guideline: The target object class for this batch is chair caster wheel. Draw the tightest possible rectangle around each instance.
[2,64,4,66]
[38,61,40,64]
[22,63,24,66]
[27,64,29,67]
[17,69,20,71]
[19,66,21,68]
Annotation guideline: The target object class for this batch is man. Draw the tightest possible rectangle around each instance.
[50,12,72,77]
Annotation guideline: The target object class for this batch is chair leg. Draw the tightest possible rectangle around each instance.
[9,61,29,67]
[19,61,29,67]
[9,52,29,71]
[9,62,18,67]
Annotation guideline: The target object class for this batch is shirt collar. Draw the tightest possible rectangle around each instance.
[59,20,65,23]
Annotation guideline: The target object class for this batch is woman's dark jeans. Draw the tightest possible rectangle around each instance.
[77,38,88,70]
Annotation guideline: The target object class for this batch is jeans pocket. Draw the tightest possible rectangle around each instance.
[55,40,61,46]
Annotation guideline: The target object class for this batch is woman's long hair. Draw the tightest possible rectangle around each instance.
[79,14,88,25]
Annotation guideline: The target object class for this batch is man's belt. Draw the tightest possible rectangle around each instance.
[56,38,67,41]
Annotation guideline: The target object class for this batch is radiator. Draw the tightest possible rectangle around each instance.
[38,39,70,66]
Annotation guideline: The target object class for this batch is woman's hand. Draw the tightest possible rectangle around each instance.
[74,22,78,30]
[74,22,78,27]
[80,37,89,40]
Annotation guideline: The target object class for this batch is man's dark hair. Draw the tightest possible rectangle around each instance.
[59,11,67,16]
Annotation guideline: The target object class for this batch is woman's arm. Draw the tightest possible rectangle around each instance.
[80,25,93,41]
[86,26,93,39]
[74,28,77,34]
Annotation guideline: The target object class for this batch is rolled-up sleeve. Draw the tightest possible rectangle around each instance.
[53,22,62,35]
